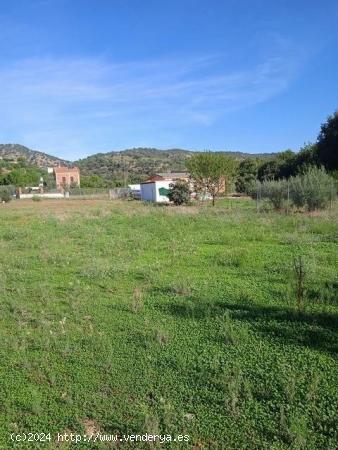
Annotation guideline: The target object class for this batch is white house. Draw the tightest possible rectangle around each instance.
[140,179,171,203]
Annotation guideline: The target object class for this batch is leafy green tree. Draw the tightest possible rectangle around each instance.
[235,159,258,194]
[316,110,338,171]
[3,167,42,187]
[168,180,190,205]
[186,152,236,205]
[257,159,279,181]
[275,150,297,178]
[294,143,319,174]
[257,151,297,181]
[80,175,107,188]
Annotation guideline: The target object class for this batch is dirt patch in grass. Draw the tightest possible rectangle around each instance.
[82,419,101,436]
[4,199,113,221]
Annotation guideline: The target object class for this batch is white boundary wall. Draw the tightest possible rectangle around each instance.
[19,193,64,199]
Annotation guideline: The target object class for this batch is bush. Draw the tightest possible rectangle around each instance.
[0,187,12,203]
[168,181,190,205]
[260,179,288,210]
[252,167,335,211]
[290,167,334,211]
[302,166,334,211]
[235,176,256,195]
[289,176,306,209]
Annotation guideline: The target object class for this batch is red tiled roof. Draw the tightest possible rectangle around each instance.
[157,172,189,179]
[142,175,165,183]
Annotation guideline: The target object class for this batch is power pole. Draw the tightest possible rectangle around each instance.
[256,180,260,212]
[124,156,127,188]
[287,179,290,214]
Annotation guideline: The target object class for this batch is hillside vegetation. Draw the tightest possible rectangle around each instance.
[0,144,69,167]
[0,145,275,185]
[76,148,275,183]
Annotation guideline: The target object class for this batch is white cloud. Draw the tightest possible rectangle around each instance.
[0,51,301,156]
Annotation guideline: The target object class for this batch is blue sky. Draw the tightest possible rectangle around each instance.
[0,0,337,160]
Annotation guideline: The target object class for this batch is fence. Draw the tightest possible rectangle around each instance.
[69,188,110,199]
[254,177,337,212]
[108,188,131,199]
[68,188,133,200]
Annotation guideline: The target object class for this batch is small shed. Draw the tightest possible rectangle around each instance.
[140,180,171,202]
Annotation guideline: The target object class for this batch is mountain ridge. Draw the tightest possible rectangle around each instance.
[0,144,71,167]
[0,143,277,182]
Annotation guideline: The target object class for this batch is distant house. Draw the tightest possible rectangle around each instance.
[140,172,190,202]
[53,167,80,189]
[140,179,172,203]
[154,172,190,182]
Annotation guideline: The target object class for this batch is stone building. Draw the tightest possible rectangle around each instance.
[53,167,80,189]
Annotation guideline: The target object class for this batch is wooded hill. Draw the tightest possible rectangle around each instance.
[0,144,70,167]
[0,144,275,183]
[76,147,275,182]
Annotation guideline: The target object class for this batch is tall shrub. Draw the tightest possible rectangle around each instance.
[290,167,334,211]
[168,181,190,205]
[302,167,334,211]
[0,186,12,203]
[260,179,288,210]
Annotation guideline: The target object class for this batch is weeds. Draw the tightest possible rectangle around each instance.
[155,329,170,345]
[131,287,144,313]
[167,282,193,297]
[218,249,248,268]
[218,312,238,345]
[288,413,309,449]
[292,254,307,312]
[222,367,252,417]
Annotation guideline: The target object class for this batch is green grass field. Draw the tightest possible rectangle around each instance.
[0,199,337,449]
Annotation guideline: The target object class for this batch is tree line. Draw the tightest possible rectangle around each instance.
[1,110,337,206]
[235,111,337,195]
[170,111,337,207]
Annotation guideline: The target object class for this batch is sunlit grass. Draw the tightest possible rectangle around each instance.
[0,198,337,449]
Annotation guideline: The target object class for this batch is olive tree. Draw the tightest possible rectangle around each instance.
[186,152,236,206]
